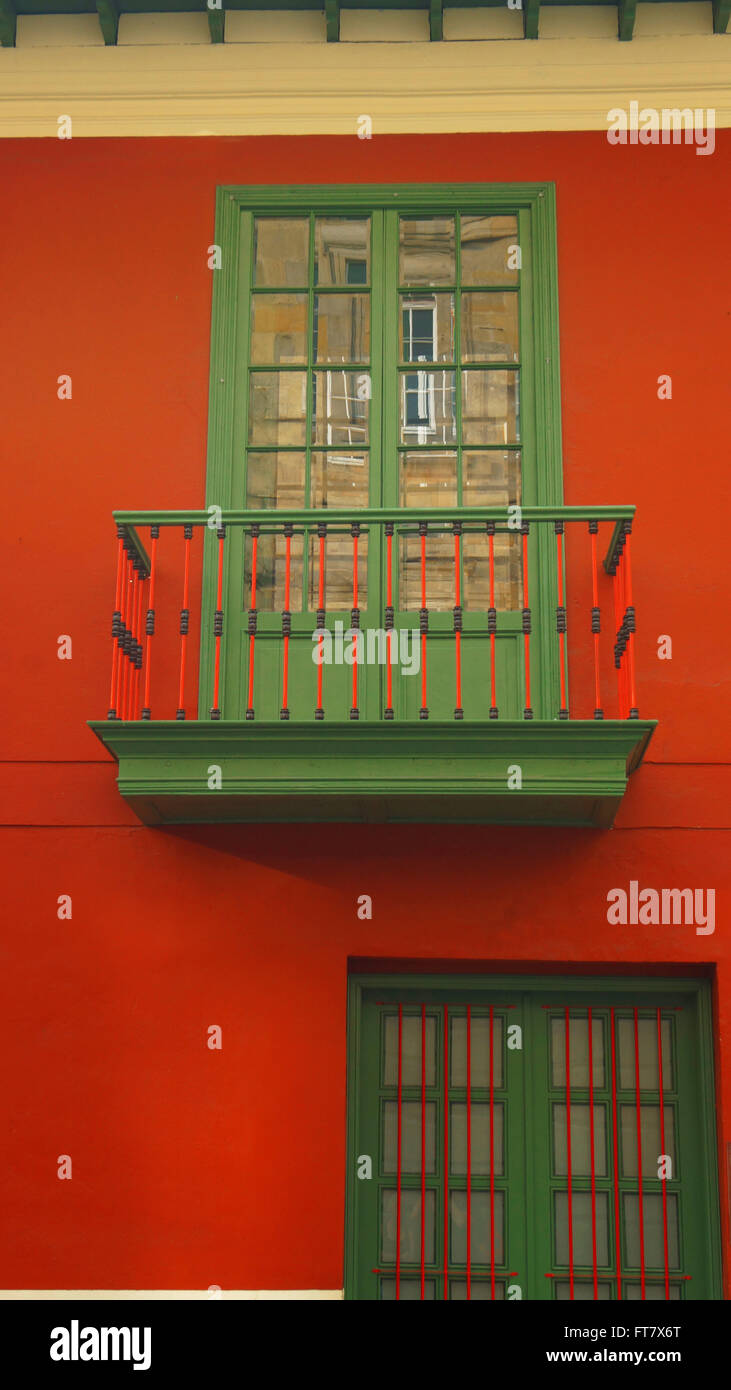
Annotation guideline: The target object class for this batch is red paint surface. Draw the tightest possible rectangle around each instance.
[0,132,729,1292]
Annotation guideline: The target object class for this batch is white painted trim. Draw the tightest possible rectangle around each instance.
[0,1289,344,1301]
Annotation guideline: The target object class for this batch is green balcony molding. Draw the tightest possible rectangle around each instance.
[0,1,727,48]
[87,719,656,827]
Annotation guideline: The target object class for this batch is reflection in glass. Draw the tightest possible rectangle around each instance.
[621,1105,676,1179]
[555,1191,610,1267]
[246,451,306,510]
[310,451,369,509]
[381,1188,436,1264]
[553,1104,607,1177]
[451,1102,504,1177]
[244,532,303,614]
[250,293,307,365]
[307,531,368,611]
[400,294,454,363]
[383,1101,437,1174]
[315,217,370,286]
[461,370,519,445]
[248,371,307,445]
[461,215,519,286]
[253,217,309,286]
[401,370,456,444]
[399,217,455,286]
[461,292,519,362]
[462,530,522,612]
[314,294,370,364]
[311,370,369,446]
[450,1190,504,1266]
[624,1193,679,1268]
[400,451,457,507]
[400,534,454,612]
[384,1012,438,1087]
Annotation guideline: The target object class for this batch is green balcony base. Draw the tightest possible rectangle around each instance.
[88,719,655,827]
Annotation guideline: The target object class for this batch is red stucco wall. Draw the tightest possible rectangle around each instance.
[1,132,729,1292]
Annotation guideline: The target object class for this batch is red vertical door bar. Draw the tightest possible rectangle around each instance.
[419,521,428,720]
[280,524,292,720]
[565,1007,574,1299]
[396,1002,403,1301]
[453,522,463,720]
[589,520,603,720]
[420,1003,426,1300]
[108,530,125,719]
[176,525,192,720]
[315,522,326,720]
[133,566,145,719]
[443,1005,449,1298]
[385,522,394,720]
[610,1006,623,1300]
[588,1006,599,1299]
[489,1003,495,1299]
[622,523,639,718]
[656,1008,670,1300]
[350,522,360,720]
[246,523,259,720]
[634,1007,646,1299]
[209,525,225,720]
[487,521,498,719]
[466,1004,472,1298]
[521,521,533,719]
[555,520,568,719]
[141,526,158,720]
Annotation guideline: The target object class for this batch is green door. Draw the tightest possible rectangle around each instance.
[346,977,722,1300]
[215,192,561,722]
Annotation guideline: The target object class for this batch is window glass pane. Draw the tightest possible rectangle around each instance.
[462,530,522,612]
[621,1104,676,1179]
[461,370,519,445]
[381,1188,436,1264]
[253,217,309,287]
[383,1100,437,1174]
[461,214,519,286]
[310,451,369,508]
[381,1277,436,1299]
[400,370,456,444]
[551,1015,606,1090]
[553,1103,607,1178]
[462,450,521,507]
[250,293,307,365]
[618,1016,673,1091]
[314,293,370,364]
[249,371,307,445]
[555,1281,613,1300]
[624,1283,681,1301]
[451,1280,505,1300]
[450,1101,504,1176]
[308,532,368,611]
[400,451,457,507]
[315,217,370,286]
[623,1193,680,1269]
[450,1013,504,1089]
[450,1190,504,1266]
[461,292,519,363]
[245,532,303,614]
[383,1013,437,1087]
[312,370,369,446]
[245,452,306,510]
[400,294,455,363]
[400,217,456,286]
[555,1191,610,1267]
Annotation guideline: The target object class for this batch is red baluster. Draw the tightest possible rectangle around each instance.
[280,523,292,720]
[623,524,639,718]
[419,521,428,720]
[210,524,225,720]
[176,525,192,720]
[141,525,158,720]
[555,520,568,718]
[350,522,360,720]
[385,522,394,720]
[487,521,498,719]
[315,522,326,720]
[246,524,258,720]
[589,520,603,719]
[107,530,125,719]
[453,522,463,720]
[521,522,532,719]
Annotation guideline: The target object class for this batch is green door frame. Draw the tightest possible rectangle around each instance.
[200,183,564,720]
[345,973,722,1301]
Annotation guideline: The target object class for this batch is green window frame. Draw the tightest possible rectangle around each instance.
[202,184,563,721]
[345,975,722,1301]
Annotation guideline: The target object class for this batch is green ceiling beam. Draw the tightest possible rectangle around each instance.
[429,0,443,41]
[96,0,119,45]
[618,0,636,40]
[524,0,539,40]
[207,2,224,44]
[712,0,730,32]
[0,0,16,49]
[325,0,339,42]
